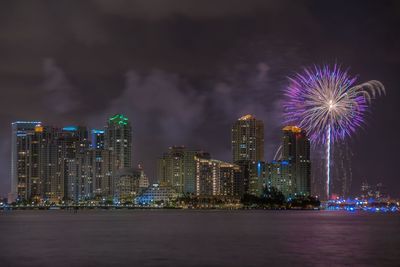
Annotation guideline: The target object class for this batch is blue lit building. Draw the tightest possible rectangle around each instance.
[135,184,177,206]
[91,129,105,149]
[268,160,294,198]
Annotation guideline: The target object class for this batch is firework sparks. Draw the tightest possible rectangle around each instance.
[283,65,385,198]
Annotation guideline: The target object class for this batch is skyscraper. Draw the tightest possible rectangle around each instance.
[37,126,61,202]
[105,114,132,170]
[231,114,264,163]
[231,115,265,197]
[92,148,113,198]
[157,146,185,193]
[10,116,133,203]
[10,121,41,202]
[282,126,311,196]
[58,126,90,202]
[219,162,242,197]
[195,157,220,196]
[269,126,311,198]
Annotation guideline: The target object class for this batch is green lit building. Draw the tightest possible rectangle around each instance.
[105,114,132,170]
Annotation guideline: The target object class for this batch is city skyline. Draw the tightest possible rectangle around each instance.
[4,109,395,200]
[1,2,399,267]
[0,1,398,198]
[8,113,314,203]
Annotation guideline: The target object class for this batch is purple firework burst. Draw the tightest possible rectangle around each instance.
[283,65,385,144]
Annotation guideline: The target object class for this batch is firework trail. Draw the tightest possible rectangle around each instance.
[283,65,385,199]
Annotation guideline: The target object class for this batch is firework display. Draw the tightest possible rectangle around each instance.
[283,65,385,198]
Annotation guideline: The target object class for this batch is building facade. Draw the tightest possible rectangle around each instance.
[231,114,264,163]
[231,115,265,197]
[268,160,294,198]
[195,157,241,197]
[157,146,210,195]
[268,126,311,198]
[282,126,311,196]
[10,114,134,203]
[10,121,41,202]
[105,114,132,170]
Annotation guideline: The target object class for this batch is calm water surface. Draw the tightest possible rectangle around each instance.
[0,210,399,266]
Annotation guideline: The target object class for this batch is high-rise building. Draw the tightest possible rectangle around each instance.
[248,161,267,197]
[92,148,113,198]
[282,126,311,196]
[231,115,265,197]
[10,117,134,203]
[90,128,113,198]
[58,126,90,202]
[91,129,105,149]
[268,160,294,197]
[10,121,41,202]
[219,162,242,197]
[157,146,185,193]
[157,146,209,195]
[231,114,264,163]
[105,114,132,170]
[195,157,241,197]
[234,160,267,197]
[268,126,311,198]
[37,126,61,202]
[195,157,220,196]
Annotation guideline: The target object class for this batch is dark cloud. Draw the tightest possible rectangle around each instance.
[43,58,80,114]
[0,0,399,197]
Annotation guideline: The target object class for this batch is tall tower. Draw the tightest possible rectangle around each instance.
[37,126,60,202]
[282,126,311,196]
[105,114,132,170]
[91,129,112,198]
[231,115,265,196]
[231,114,264,163]
[10,121,41,202]
[58,126,90,201]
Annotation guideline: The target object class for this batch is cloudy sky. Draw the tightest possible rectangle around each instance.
[0,0,399,197]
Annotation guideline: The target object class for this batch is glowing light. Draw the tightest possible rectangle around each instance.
[91,129,104,134]
[238,114,255,121]
[326,125,331,199]
[35,124,43,133]
[283,65,385,199]
[12,121,41,125]
[282,125,302,133]
[109,114,129,125]
[63,126,78,131]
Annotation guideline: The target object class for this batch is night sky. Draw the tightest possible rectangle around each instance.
[0,1,399,197]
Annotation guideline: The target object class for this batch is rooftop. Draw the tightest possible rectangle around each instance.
[282,125,302,133]
[109,114,129,125]
[238,114,255,121]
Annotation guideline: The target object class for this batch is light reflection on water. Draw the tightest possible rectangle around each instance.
[1,210,399,266]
